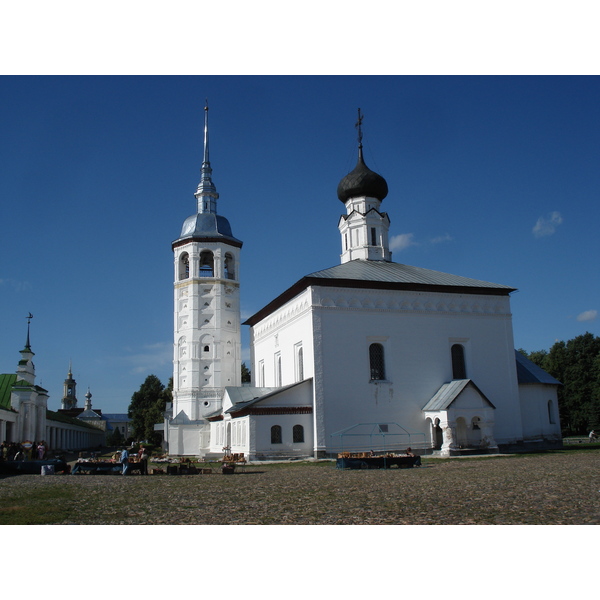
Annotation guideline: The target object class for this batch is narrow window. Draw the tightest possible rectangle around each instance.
[371,227,377,246]
[548,399,556,424]
[258,360,265,387]
[295,344,304,382]
[293,425,304,443]
[451,344,467,379]
[271,425,282,444]
[275,352,282,386]
[345,233,348,251]
[369,343,386,381]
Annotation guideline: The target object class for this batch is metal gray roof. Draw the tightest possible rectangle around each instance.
[225,380,311,414]
[515,351,561,385]
[244,259,516,326]
[102,413,131,421]
[307,260,516,291]
[422,379,495,411]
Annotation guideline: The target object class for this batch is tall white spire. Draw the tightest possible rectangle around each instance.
[195,101,219,214]
[170,103,243,453]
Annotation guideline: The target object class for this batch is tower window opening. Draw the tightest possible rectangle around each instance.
[199,250,214,277]
[371,227,377,246]
[224,253,235,280]
[179,253,190,280]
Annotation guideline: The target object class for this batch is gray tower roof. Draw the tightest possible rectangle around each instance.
[174,103,242,248]
[177,213,242,246]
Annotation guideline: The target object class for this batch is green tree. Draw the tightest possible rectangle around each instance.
[107,426,124,447]
[241,362,251,383]
[128,375,170,445]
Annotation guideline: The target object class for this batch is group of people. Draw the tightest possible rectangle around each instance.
[118,446,149,475]
[1,440,48,461]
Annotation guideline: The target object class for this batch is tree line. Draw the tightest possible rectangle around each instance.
[519,332,600,436]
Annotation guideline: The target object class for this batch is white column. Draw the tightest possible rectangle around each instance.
[441,420,458,457]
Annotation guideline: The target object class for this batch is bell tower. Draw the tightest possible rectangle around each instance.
[61,362,77,410]
[171,103,243,423]
[337,109,392,264]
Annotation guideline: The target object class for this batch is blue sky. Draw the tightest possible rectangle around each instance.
[1,75,598,413]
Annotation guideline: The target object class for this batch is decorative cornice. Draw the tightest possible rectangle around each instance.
[173,237,243,250]
[249,286,511,342]
[229,406,313,418]
[244,275,513,327]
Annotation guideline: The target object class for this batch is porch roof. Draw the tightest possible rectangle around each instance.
[422,379,496,412]
[225,379,312,414]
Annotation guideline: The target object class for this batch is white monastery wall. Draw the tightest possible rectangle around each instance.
[212,380,314,458]
[311,287,523,449]
[250,285,527,453]
[519,384,562,442]
[250,288,314,388]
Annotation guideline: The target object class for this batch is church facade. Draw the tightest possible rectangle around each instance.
[162,109,562,458]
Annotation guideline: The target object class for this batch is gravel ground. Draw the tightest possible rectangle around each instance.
[1,451,599,524]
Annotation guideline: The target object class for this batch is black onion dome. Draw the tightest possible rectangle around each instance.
[337,147,388,203]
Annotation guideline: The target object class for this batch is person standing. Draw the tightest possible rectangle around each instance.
[589,430,597,443]
[121,447,130,475]
[139,447,148,475]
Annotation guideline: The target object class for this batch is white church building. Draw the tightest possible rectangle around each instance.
[161,107,562,459]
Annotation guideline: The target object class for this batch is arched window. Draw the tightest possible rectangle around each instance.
[199,250,214,277]
[293,424,304,443]
[271,425,282,444]
[224,253,235,280]
[369,343,386,381]
[451,344,467,379]
[179,253,190,280]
